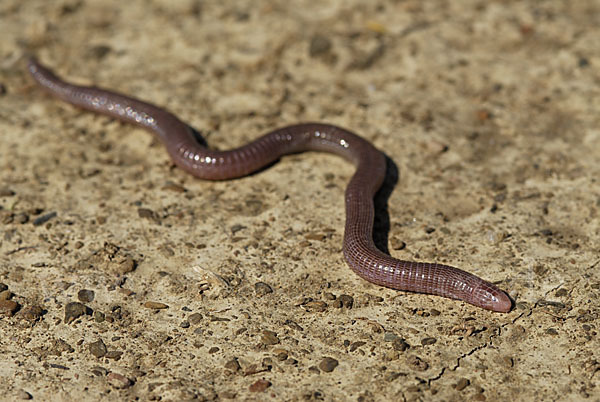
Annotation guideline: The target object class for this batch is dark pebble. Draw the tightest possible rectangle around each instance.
[32,211,57,226]
[90,366,108,376]
[430,309,441,316]
[338,294,353,308]
[384,332,399,342]
[323,292,336,300]
[421,337,437,346]
[17,389,32,400]
[231,224,246,234]
[455,378,470,391]
[188,312,203,324]
[249,379,271,392]
[0,283,7,292]
[319,357,339,373]
[94,311,106,323]
[64,301,91,323]
[77,289,95,303]
[555,288,568,297]
[546,328,559,336]
[20,305,44,321]
[254,282,273,296]
[87,44,112,60]
[0,299,20,316]
[349,341,366,352]
[105,351,123,360]
[273,349,288,361]
[49,363,69,370]
[137,208,155,219]
[392,338,409,352]
[180,321,190,328]
[309,34,332,57]
[0,188,15,197]
[89,339,107,358]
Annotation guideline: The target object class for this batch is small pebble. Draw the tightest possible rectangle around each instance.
[455,378,470,391]
[555,288,568,297]
[32,211,57,226]
[94,311,106,323]
[89,339,107,358]
[64,302,90,323]
[384,332,399,342]
[323,292,336,300]
[224,358,241,372]
[137,208,155,219]
[0,299,20,316]
[0,290,12,300]
[188,312,203,324]
[421,337,437,346]
[0,188,15,197]
[338,294,353,308]
[162,181,187,192]
[254,282,273,296]
[545,328,559,336]
[20,305,44,321]
[392,338,409,352]
[273,348,288,361]
[303,301,327,312]
[407,355,429,371]
[107,372,132,389]
[180,321,190,328]
[486,230,507,244]
[261,330,280,345]
[308,365,320,374]
[249,379,271,392]
[319,357,339,373]
[14,212,29,224]
[17,390,32,400]
[77,289,95,303]
[305,232,326,241]
[105,351,123,360]
[384,350,400,361]
[309,34,332,57]
[391,237,406,250]
[144,301,169,310]
[349,341,366,352]
[0,283,7,292]
[385,371,406,382]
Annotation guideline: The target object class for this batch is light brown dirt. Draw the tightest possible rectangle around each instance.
[1,0,599,400]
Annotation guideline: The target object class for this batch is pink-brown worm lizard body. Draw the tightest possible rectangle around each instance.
[27,57,512,312]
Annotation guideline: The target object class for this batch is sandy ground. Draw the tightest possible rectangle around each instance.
[1,0,599,400]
